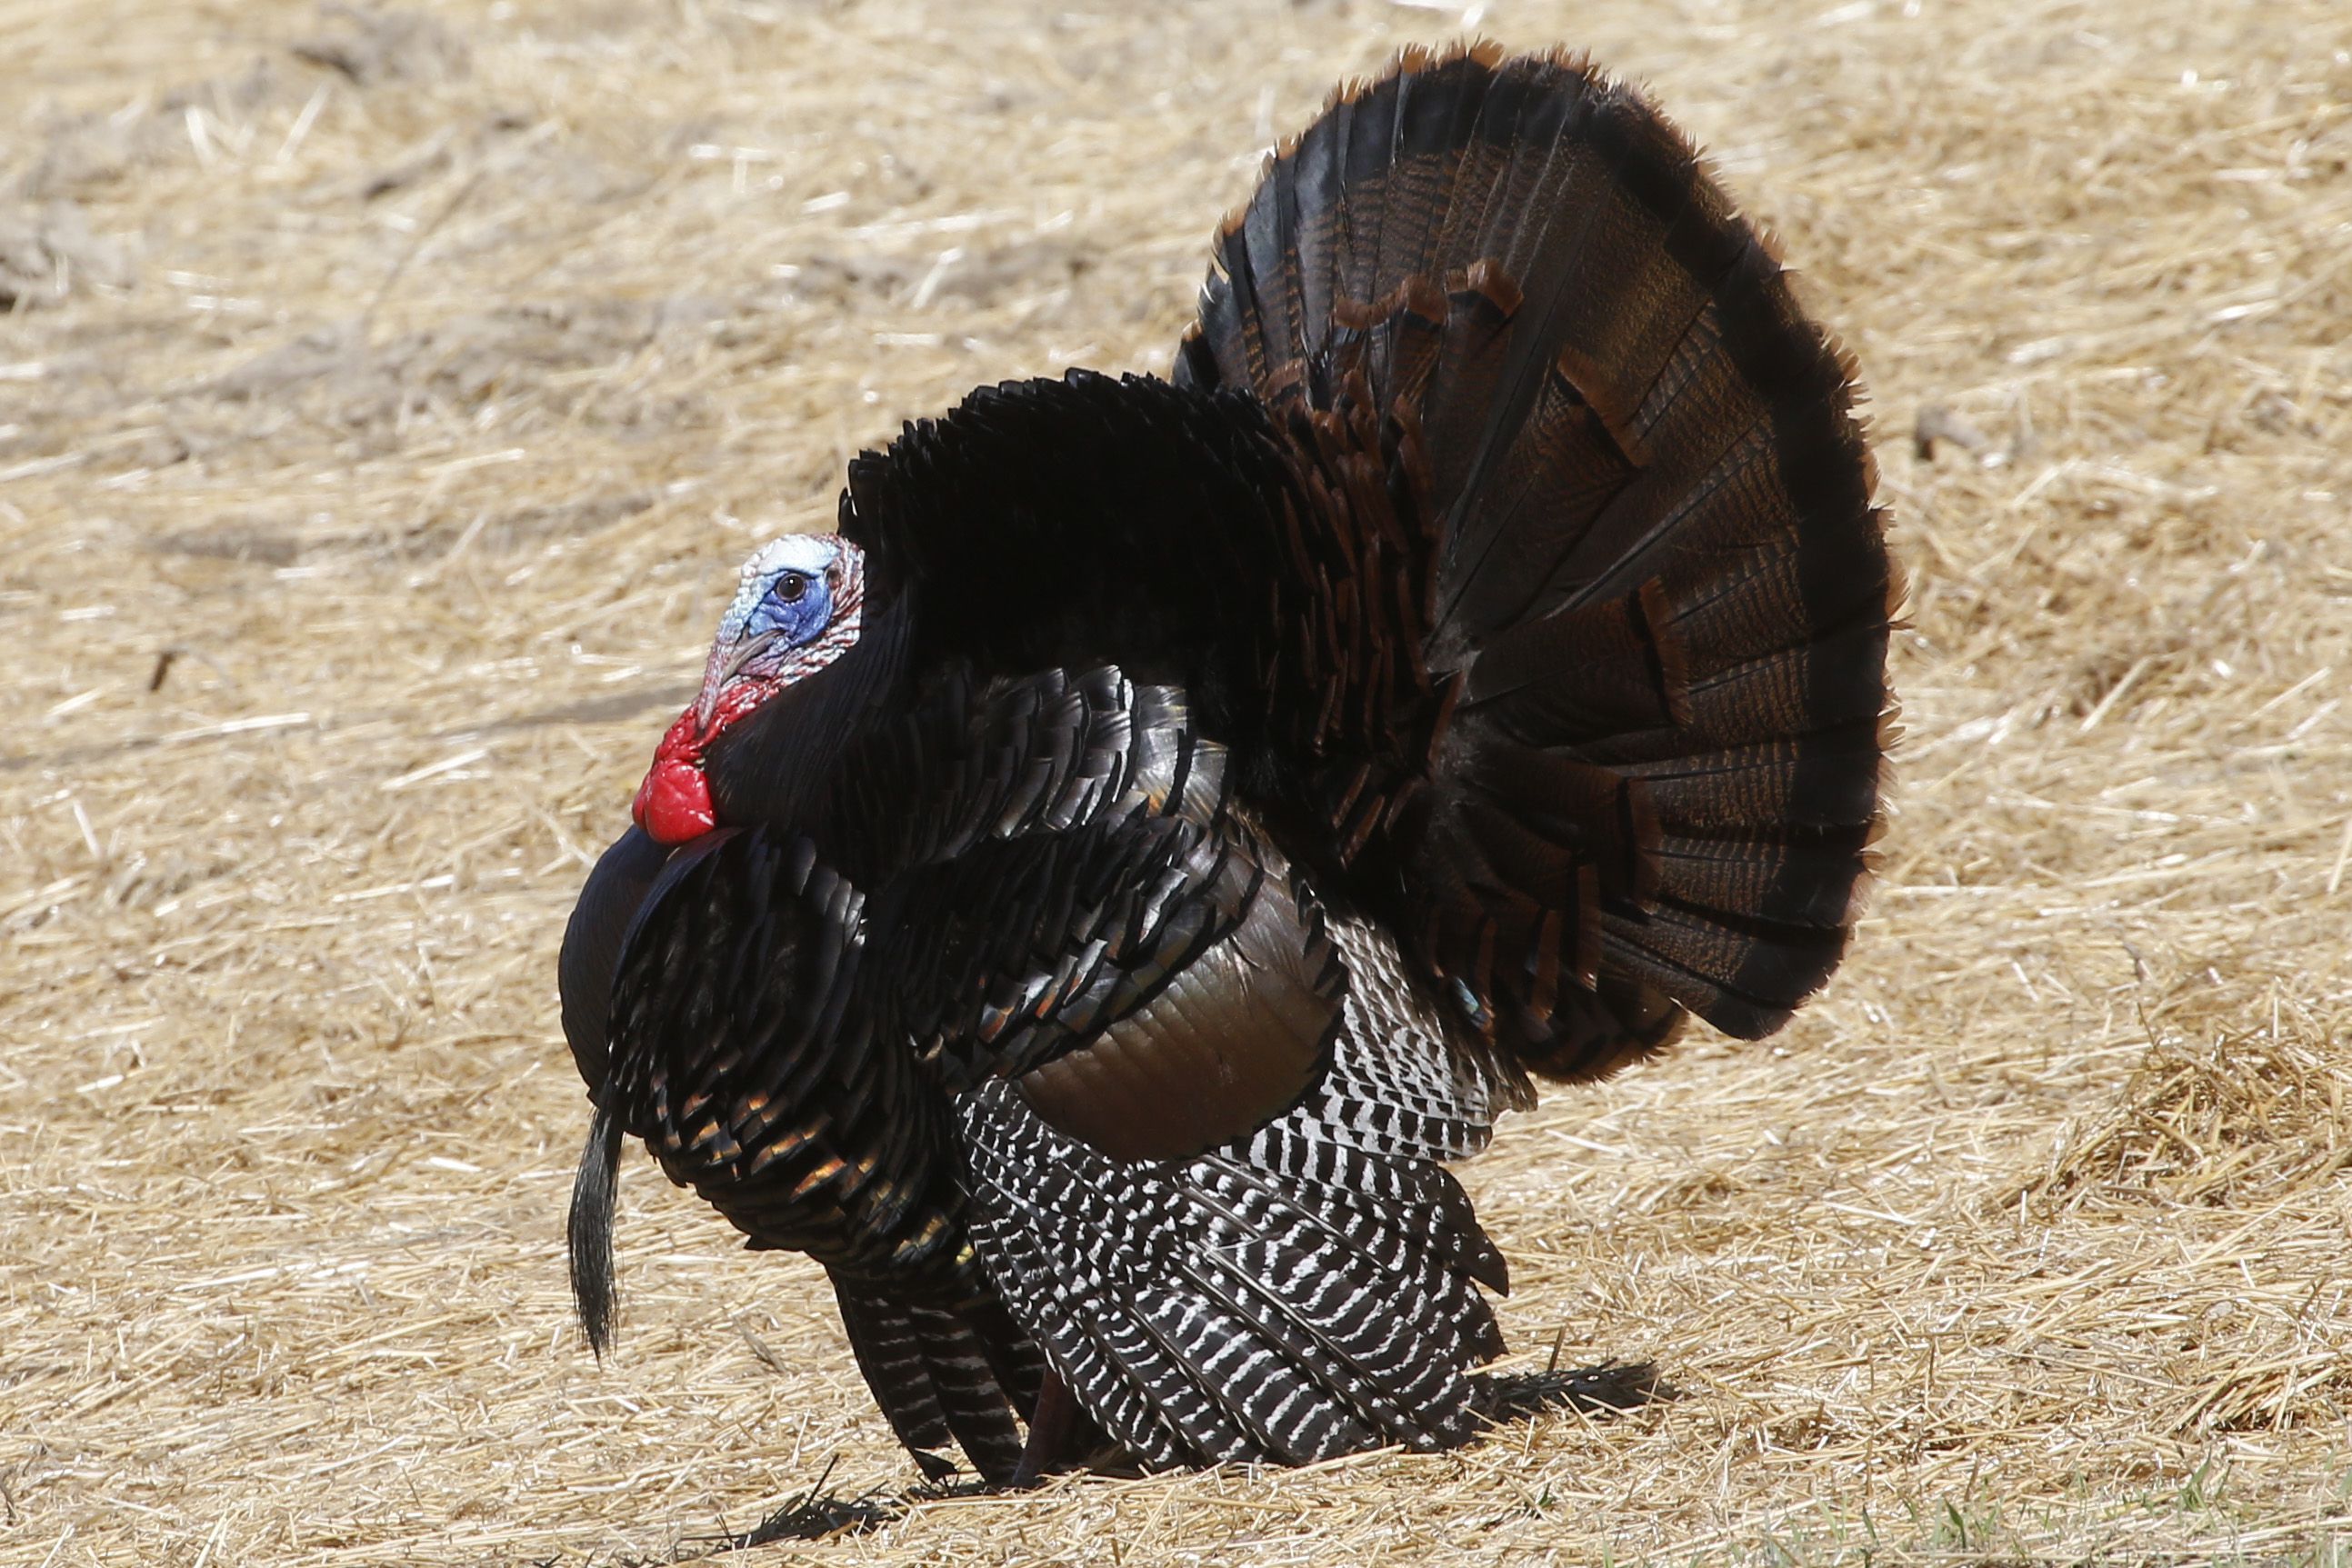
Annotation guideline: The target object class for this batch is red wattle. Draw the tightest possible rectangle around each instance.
[634,755,716,844]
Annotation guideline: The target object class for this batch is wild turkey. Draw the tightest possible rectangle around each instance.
[558,43,1895,1484]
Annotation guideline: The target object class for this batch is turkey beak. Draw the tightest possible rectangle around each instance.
[693,628,784,732]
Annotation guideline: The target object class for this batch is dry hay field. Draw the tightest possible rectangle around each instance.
[6,0,2352,1562]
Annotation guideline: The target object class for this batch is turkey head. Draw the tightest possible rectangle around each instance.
[633,534,868,844]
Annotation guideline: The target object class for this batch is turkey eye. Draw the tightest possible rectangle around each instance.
[773,574,809,604]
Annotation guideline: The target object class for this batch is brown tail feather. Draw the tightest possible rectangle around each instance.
[1180,46,1895,1080]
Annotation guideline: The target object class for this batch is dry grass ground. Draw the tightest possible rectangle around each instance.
[5,0,2351,1562]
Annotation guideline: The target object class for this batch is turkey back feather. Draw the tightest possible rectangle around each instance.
[1178,44,1897,1080]
[819,664,1338,1154]
[838,373,1295,759]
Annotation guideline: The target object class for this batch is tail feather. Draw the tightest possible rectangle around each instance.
[1699,606,1891,702]
[1652,831,1873,929]
[1185,46,1894,1078]
[1665,534,1890,669]
[1603,897,1850,1034]
[1612,725,1887,832]
[1442,360,1646,644]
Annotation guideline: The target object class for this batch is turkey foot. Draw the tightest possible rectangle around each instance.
[1009,1368,1079,1488]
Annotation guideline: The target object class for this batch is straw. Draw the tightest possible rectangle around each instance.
[5,0,2349,1561]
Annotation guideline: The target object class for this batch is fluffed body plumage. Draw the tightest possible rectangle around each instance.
[558,44,1897,1483]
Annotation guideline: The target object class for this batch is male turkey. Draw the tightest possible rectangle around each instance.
[559,43,1895,1484]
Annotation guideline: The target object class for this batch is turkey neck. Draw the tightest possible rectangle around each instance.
[704,590,915,831]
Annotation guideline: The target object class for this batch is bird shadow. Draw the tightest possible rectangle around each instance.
[1474,1358,1676,1426]
[636,1458,905,1563]
[600,1363,1673,1563]
[705,1487,902,1552]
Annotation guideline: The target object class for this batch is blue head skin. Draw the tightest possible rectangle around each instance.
[710,550,831,681]
[693,534,864,726]
[636,534,868,844]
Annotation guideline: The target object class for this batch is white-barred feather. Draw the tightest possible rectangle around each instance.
[954,904,1512,1468]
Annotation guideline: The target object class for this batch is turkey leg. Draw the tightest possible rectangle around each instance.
[1009,1368,1078,1488]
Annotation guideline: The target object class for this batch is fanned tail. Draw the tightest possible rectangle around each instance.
[1179,45,1896,1079]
